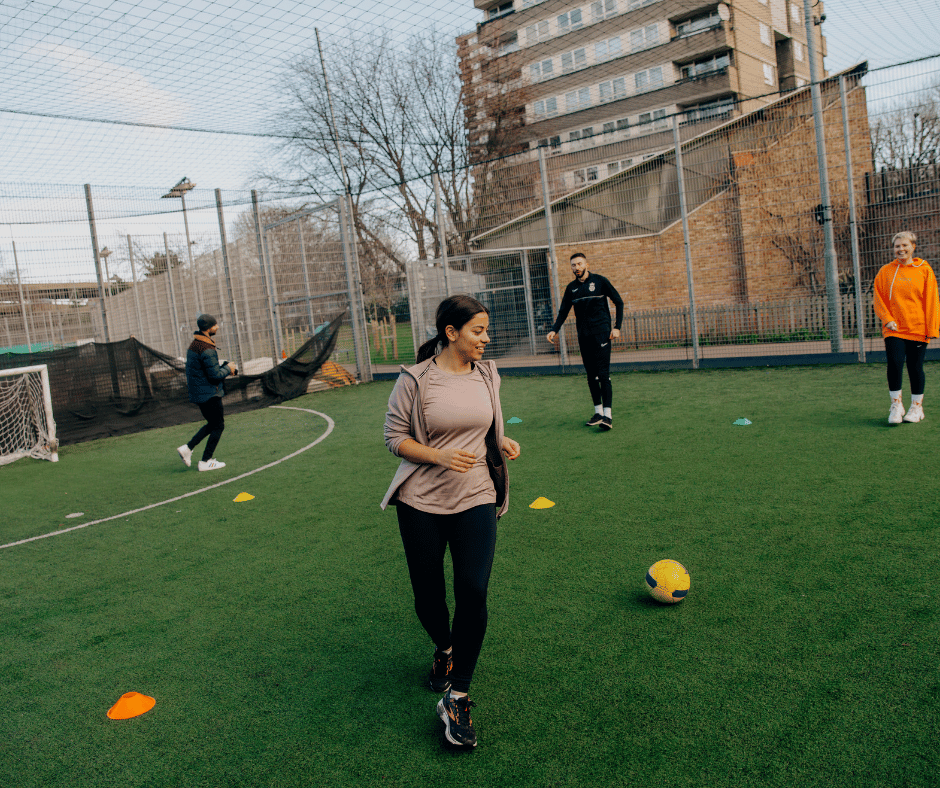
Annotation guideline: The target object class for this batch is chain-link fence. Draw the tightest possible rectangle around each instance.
[2,56,939,379]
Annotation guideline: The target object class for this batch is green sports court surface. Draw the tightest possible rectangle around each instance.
[1,363,938,787]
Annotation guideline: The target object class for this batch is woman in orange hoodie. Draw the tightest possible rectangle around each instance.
[872,231,939,424]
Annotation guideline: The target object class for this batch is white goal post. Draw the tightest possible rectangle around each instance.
[0,364,59,466]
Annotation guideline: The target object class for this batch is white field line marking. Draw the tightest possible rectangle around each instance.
[0,406,334,551]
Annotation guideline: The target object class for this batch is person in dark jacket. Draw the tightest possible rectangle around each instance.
[177,314,236,471]
[546,252,624,430]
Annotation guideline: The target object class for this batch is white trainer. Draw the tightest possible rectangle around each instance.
[177,444,192,467]
[198,458,226,472]
[903,402,924,423]
[888,401,905,425]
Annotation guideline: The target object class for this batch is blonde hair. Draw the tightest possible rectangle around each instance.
[892,231,916,246]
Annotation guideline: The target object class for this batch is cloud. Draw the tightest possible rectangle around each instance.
[28,42,192,126]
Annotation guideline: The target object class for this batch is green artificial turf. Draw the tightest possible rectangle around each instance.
[1,363,938,787]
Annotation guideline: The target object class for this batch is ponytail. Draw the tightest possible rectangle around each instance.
[416,334,442,363]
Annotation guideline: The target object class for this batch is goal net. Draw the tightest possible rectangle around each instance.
[0,364,59,466]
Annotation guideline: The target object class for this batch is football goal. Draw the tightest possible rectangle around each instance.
[0,364,58,466]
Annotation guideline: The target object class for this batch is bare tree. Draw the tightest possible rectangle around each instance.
[268,29,472,273]
[871,79,940,170]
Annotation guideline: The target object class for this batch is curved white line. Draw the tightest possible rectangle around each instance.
[0,406,334,551]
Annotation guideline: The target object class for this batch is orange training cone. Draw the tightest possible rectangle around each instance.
[107,692,155,720]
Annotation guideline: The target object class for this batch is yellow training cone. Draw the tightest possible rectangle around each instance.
[107,692,155,720]
[529,497,555,509]
[233,492,255,502]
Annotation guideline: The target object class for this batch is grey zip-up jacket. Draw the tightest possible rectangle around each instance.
[381,357,508,518]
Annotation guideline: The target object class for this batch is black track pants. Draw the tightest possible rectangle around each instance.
[188,396,225,461]
[578,332,613,408]
[396,502,498,694]
[885,336,927,395]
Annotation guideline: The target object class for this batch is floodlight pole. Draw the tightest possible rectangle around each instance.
[803,0,843,352]
[164,233,183,358]
[162,178,203,311]
[127,235,144,341]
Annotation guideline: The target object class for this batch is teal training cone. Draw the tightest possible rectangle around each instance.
[733,418,752,426]
[507,416,522,424]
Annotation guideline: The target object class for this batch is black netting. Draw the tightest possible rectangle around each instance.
[0,311,346,445]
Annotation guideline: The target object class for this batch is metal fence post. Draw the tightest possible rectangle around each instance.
[673,115,701,368]
[296,217,317,334]
[11,240,32,350]
[127,235,144,341]
[164,233,183,357]
[839,74,866,363]
[84,184,111,343]
[538,146,569,367]
[338,195,372,382]
[251,190,281,362]
[520,248,537,355]
[433,172,452,296]
[215,190,244,372]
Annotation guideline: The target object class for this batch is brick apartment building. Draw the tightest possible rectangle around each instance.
[458,0,828,195]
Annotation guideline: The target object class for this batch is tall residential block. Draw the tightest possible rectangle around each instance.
[458,0,827,195]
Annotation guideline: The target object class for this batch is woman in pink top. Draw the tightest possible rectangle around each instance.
[382,295,521,749]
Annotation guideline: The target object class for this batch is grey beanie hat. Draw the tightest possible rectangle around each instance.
[196,314,218,332]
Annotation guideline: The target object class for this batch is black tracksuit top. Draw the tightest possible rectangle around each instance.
[550,272,624,337]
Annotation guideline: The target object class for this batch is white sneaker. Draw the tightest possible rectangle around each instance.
[198,458,226,472]
[177,444,192,467]
[888,401,905,425]
[903,402,925,423]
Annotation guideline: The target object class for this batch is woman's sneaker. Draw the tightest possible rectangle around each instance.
[428,648,452,693]
[903,402,925,423]
[585,413,604,427]
[437,693,477,748]
[198,458,226,471]
[888,401,905,425]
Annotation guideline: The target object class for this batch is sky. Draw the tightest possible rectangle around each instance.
[0,0,938,281]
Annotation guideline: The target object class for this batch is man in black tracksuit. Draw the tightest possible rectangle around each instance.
[546,252,624,430]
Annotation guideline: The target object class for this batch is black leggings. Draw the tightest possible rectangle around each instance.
[188,396,225,461]
[885,336,927,395]
[579,332,613,408]
[396,502,498,693]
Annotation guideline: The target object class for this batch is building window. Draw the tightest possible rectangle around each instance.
[557,9,584,33]
[525,20,550,44]
[591,0,617,22]
[634,66,663,91]
[616,118,629,131]
[599,77,627,102]
[607,161,620,176]
[488,1,514,20]
[561,47,587,73]
[676,12,720,38]
[565,86,592,111]
[759,22,771,46]
[595,36,622,61]
[630,23,659,52]
[680,52,730,79]
[627,0,657,9]
[530,59,554,81]
[684,97,734,122]
[763,63,775,85]
[603,121,616,133]
[637,108,667,130]
[534,96,559,117]
[794,40,804,62]
[497,31,518,55]
[573,166,600,186]
[790,3,801,26]
[521,0,548,7]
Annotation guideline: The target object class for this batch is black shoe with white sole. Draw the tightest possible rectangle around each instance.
[599,416,612,431]
[428,648,452,693]
[585,413,604,427]
[437,694,478,748]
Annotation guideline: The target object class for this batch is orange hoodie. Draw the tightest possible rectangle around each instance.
[872,258,940,342]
